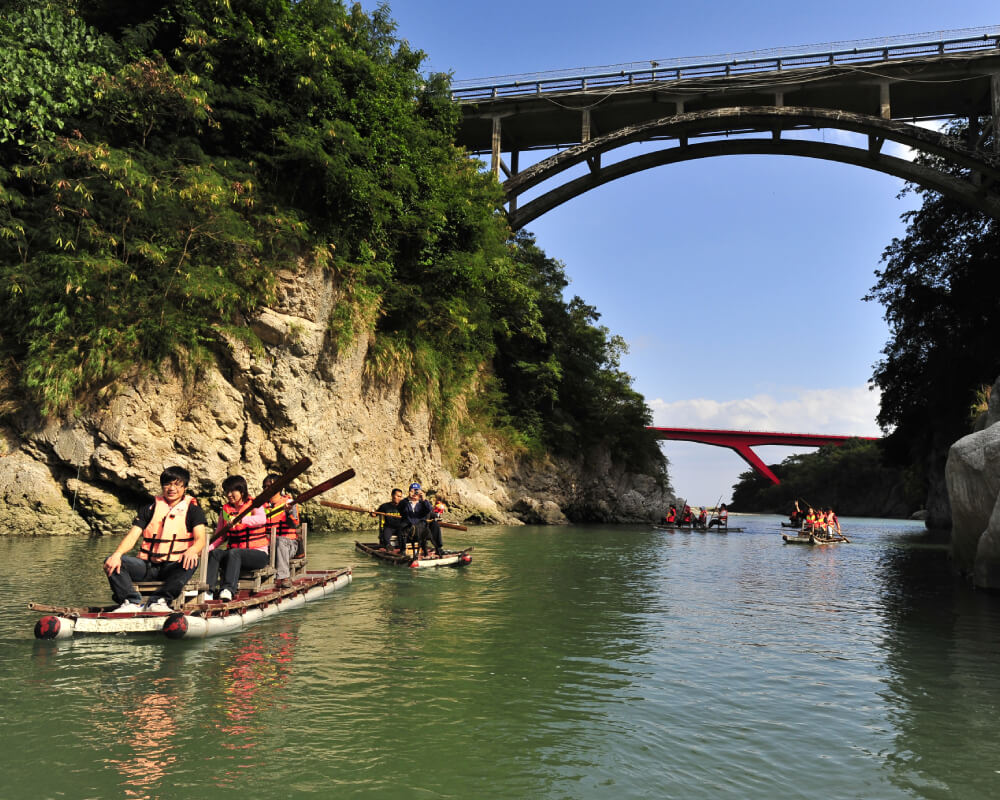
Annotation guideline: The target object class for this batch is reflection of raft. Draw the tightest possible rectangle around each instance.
[355,541,472,568]
[782,533,848,545]
[31,567,353,640]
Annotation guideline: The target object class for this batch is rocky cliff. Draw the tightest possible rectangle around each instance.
[946,374,1000,588]
[0,266,672,536]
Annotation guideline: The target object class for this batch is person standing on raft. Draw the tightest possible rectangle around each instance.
[103,466,207,613]
[206,475,269,601]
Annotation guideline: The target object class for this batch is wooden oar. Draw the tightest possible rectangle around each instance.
[290,468,356,506]
[210,457,311,548]
[319,500,469,531]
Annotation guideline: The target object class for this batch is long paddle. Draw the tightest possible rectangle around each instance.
[210,457,311,548]
[288,468,356,507]
[319,500,469,531]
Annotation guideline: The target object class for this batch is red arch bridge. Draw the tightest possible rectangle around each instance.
[647,427,880,484]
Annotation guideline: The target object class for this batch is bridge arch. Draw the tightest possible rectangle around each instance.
[504,106,1000,229]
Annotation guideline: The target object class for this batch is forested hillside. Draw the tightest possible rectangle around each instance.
[865,119,999,526]
[729,439,918,518]
[0,0,665,478]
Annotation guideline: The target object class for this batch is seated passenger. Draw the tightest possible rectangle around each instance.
[206,475,269,601]
[373,487,405,551]
[263,473,300,589]
[397,482,443,558]
[103,466,207,613]
[708,503,729,528]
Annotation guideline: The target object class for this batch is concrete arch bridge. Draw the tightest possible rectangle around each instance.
[453,27,1000,228]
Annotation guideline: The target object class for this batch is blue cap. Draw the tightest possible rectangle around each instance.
[409,482,421,490]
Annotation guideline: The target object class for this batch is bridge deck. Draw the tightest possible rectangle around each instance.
[455,29,1000,155]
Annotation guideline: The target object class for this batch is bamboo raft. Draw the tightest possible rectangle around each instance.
[653,524,745,533]
[782,533,849,545]
[31,567,353,639]
[355,541,473,568]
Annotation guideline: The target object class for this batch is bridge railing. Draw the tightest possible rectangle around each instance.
[451,29,1000,102]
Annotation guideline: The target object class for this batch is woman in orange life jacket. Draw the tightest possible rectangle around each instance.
[664,505,677,524]
[103,466,208,613]
[263,473,300,589]
[205,475,269,601]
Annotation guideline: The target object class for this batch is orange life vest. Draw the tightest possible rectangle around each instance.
[139,495,197,563]
[265,492,299,540]
[219,499,269,550]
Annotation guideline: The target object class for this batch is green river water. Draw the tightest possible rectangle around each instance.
[2,517,999,799]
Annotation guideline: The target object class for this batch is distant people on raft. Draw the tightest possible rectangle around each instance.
[206,475,269,601]
[825,507,842,537]
[697,507,708,527]
[397,482,444,558]
[789,501,803,527]
[663,505,678,524]
[680,505,693,525]
[708,504,729,528]
[373,487,405,552]
[263,473,300,589]
[103,465,207,613]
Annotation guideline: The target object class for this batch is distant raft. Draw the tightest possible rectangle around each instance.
[355,541,472,568]
[781,533,849,545]
[653,524,744,533]
[31,567,352,640]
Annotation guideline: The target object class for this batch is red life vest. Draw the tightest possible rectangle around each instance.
[265,492,299,540]
[219,499,269,549]
[139,495,197,563]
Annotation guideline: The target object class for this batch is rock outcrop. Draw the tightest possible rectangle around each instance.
[946,374,1000,587]
[0,267,672,536]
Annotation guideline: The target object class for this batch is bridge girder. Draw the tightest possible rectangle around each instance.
[500,106,1000,229]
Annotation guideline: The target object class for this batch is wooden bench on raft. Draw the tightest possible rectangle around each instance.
[132,523,309,606]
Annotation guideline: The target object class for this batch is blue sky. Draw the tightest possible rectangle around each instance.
[373,1,999,505]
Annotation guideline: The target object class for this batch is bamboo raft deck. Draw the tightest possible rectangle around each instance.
[31,567,352,639]
[355,541,473,568]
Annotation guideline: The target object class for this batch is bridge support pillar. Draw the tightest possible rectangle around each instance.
[880,81,891,119]
[491,116,502,178]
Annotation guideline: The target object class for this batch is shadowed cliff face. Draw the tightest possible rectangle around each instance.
[0,267,671,536]
[947,374,1000,588]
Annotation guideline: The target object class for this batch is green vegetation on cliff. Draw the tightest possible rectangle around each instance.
[865,120,999,513]
[0,0,665,476]
[730,439,918,517]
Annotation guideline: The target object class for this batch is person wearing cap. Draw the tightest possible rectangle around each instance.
[396,482,444,558]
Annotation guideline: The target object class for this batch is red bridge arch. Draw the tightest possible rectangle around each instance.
[647,427,880,484]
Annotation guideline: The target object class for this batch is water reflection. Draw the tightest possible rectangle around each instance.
[876,527,1000,796]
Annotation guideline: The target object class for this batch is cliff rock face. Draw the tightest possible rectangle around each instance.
[946,374,1000,587]
[0,267,671,536]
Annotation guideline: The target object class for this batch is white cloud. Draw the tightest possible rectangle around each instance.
[648,385,884,505]
[648,385,882,436]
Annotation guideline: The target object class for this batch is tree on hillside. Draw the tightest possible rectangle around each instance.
[865,120,1000,523]
[0,0,667,478]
